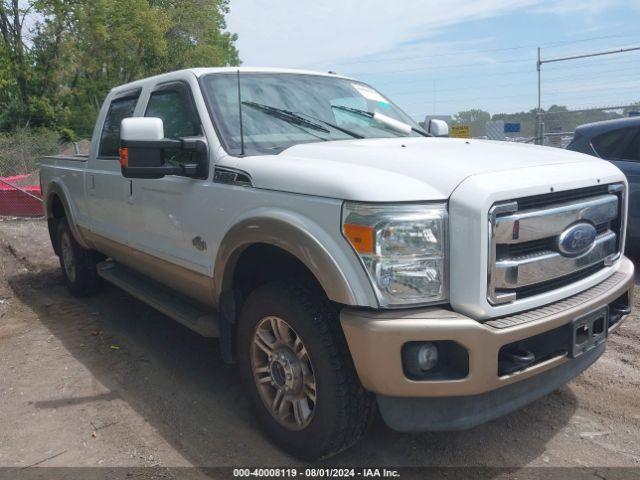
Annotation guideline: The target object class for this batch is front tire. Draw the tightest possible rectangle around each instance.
[55,218,102,297]
[237,280,375,460]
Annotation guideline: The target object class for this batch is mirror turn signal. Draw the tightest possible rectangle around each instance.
[119,147,129,168]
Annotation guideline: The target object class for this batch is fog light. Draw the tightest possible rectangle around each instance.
[417,342,439,371]
[402,341,468,381]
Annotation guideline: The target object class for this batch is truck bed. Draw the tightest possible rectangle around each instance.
[42,154,89,163]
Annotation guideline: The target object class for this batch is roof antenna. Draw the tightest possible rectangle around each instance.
[237,69,245,156]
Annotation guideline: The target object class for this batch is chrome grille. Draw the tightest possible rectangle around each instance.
[488,184,624,305]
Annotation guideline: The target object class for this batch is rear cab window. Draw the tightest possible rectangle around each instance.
[592,127,640,162]
[98,90,141,158]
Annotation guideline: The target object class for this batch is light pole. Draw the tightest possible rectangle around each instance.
[536,48,542,145]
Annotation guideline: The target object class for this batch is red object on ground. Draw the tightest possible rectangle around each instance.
[0,174,44,217]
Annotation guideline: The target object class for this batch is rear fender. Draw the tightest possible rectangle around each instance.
[45,180,92,250]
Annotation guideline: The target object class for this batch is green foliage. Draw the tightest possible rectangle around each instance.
[0,0,240,136]
[453,109,491,125]
[452,109,491,137]
[152,0,240,69]
[58,127,77,143]
[0,127,60,176]
[491,110,539,137]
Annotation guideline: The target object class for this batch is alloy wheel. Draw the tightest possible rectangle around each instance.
[251,316,317,430]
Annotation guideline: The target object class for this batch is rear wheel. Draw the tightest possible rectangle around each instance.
[237,280,375,460]
[55,219,102,297]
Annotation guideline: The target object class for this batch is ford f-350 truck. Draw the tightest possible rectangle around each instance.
[40,67,634,460]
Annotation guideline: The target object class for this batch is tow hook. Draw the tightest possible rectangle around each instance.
[498,347,536,375]
[609,302,631,327]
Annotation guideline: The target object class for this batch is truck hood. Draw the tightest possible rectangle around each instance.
[224,137,609,202]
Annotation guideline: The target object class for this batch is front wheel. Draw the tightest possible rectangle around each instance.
[237,280,375,460]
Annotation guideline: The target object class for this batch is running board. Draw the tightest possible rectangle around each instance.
[97,261,219,337]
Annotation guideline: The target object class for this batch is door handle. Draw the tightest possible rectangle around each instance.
[88,174,96,195]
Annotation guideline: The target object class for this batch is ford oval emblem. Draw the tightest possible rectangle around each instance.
[558,222,597,257]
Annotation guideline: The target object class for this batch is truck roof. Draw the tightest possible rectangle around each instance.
[110,67,353,95]
[575,116,640,136]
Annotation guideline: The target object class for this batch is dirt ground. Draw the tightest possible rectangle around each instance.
[0,218,639,476]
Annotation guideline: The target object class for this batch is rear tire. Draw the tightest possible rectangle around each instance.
[55,218,102,297]
[237,280,375,460]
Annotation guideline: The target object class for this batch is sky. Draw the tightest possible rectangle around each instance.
[226,0,640,122]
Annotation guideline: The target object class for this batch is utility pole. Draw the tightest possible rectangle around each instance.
[536,48,542,145]
[536,45,640,145]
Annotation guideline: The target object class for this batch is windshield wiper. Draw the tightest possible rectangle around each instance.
[242,101,363,139]
[242,101,330,133]
[331,105,430,137]
[292,111,364,139]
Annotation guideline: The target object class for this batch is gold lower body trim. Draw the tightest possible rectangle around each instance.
[341,257,634,398]
[80,228,215,308]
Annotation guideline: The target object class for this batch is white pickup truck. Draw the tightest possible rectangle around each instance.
[40,67,634,460]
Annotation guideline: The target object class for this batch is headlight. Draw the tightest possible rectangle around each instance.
[342,202,448,307]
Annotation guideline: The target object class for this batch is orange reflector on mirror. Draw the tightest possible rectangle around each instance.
[343,224,374,254]
[119,147,129,168]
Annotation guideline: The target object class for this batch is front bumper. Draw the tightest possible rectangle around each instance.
[340,257,634,430]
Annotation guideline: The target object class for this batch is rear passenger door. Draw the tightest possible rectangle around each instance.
[86,89,141,244]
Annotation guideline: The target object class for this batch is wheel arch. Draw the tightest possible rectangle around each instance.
[45,181,92,252]
[213,212,378,363]
[214,214,375,307]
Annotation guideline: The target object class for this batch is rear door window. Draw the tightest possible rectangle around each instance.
[98,93,140,158]
[592,127,640,162]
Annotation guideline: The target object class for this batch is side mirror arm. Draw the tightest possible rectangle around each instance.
[182,138,207,152]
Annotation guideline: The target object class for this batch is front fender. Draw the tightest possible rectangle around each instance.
[214,210,378,308]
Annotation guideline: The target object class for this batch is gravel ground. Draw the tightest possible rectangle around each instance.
[0,218,639,478]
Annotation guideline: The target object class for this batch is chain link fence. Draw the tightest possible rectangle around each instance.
[0,130,89,218]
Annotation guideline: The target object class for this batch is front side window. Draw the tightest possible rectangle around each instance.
[145,83,202,165]
[200,73,423,156]
[99,93,140,157]
[145,84,201,139]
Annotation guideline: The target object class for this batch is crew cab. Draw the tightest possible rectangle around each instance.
[40,68,634,460]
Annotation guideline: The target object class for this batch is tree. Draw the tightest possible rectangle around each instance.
[453,109,491,125]
[0,0,34,123]
[151,0,240,69]
[0,0,240,135]
[453,109,491,137]
[492,109,538,137]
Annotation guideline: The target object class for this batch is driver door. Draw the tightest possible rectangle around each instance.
[127,80,211,277]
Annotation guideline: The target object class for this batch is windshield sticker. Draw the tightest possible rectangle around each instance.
[352,83,389,104]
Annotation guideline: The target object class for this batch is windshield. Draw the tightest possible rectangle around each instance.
[200,73,424,155]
